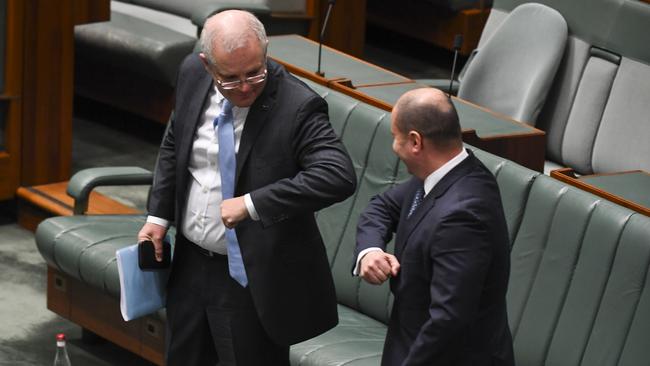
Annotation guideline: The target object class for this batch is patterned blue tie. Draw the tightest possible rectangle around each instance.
[407,186,425,218]
[214,99,248,287]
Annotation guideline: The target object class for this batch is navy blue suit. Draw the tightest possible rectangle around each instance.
[356,150,514,366]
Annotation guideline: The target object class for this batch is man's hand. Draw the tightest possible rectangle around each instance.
[137,222,168,262]
[221,196,249,229]
[359,251,400,285]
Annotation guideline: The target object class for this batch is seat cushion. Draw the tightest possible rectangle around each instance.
[75,11,196,87]
[458,3,567,125]
[290,304,385,366]
[36,215,148,299]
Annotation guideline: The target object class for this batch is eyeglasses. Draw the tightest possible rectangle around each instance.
[215,69,267,90]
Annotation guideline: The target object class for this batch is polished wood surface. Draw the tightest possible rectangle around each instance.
[0,0,24,200]
[551,168,650,217]
[16,181,140,230]
[307,0,367,57]
[6,0,109,193]
[367,0,490,55]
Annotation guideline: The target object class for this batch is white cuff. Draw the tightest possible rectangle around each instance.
[352,247,384,276]
[146,215,170,228]
[244,193,259,221]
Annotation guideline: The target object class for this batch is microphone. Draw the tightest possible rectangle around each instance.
[447,34,463,97]
[316,0,336,77]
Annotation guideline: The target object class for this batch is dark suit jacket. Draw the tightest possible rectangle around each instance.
[148,54,356,345]
[356,151,514,366]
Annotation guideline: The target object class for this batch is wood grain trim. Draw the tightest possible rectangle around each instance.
[16,182,140,216]
[551,168,650,216]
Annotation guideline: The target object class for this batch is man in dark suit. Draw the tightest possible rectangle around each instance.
[354,88,514,366]
[137,10,356,366]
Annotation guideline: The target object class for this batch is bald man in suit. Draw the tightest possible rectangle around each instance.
[355,88,514,366]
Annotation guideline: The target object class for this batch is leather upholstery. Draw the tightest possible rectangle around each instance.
[485,0,650,174]
[75,10,196,87]
[35,77,650,366]
[458,3,567,125]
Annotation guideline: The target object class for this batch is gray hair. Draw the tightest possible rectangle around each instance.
[199,11,268,66]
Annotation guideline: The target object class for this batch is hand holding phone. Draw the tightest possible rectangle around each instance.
[138,240,171,270]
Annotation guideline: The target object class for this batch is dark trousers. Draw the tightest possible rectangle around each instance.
[165,235,290,366]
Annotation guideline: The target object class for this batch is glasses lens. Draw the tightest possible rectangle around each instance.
[246,70,267,85]
[219,80,241,90]
[218,70,266,90]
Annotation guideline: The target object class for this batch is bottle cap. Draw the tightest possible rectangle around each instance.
[56,333,66,341]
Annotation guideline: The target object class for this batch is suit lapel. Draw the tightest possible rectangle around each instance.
[235,60,279,184]
[177,67,213,200]
[396,151,477,256]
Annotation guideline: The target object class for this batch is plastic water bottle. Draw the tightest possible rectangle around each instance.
[53,333,72,366]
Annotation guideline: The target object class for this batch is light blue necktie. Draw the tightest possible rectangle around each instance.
[214,99,248,287]
[407,186,425,219]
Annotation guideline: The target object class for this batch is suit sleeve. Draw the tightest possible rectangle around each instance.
[250,96,356,226]
[402,207,493,366]
[355,181,412,257]
[147,111,177,221]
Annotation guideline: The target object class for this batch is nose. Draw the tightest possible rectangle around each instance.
[239,82,252,93]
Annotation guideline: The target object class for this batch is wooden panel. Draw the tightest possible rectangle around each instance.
[21,0,74,185]
[68,276,143,356]
[308,0,367,57]
[47,266,71,317]
[367,0,490,55]
[19,0,109,187]
[46,267,164,365]
[0,0,25,200]
[72,0,109,24]
[141,316,165,365]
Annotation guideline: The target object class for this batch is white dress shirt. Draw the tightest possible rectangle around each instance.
[147,86,259,254]
[353,148,469,275]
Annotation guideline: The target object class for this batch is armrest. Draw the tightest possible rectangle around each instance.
[191,2,271,29]
[67,167,153,215]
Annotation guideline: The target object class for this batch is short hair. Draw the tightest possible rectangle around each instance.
[394,90,462,149]
[199,11,268,66]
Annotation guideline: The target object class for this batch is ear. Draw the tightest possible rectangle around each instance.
[199,53,211,71]
[408,131,423,153]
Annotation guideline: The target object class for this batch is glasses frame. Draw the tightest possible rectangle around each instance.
[215,69,268,90]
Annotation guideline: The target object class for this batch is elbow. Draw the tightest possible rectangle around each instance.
[340,166,357,199]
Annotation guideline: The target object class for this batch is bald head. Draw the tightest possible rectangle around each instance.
[393,88,462,151]
[200,10,268,66]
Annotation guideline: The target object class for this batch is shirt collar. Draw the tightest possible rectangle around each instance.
[214,86,250,115]
[423,148,469,196]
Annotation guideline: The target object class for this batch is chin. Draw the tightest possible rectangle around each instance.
[230,94,258,108]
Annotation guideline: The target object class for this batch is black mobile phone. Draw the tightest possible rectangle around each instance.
[138,240,171,270]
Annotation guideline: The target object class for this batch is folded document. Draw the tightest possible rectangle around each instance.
[116,243,171,321]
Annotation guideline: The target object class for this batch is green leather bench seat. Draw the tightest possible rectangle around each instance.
[291,305,385,366]
[36,215,146,299]
[35,76,650,366]
[507,174,650,365]
[75,9,197,88]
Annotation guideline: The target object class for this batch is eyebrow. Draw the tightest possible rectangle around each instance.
[218,64,264,81]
